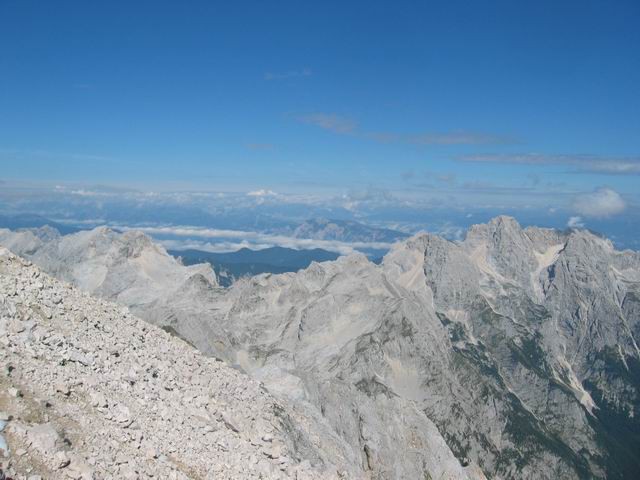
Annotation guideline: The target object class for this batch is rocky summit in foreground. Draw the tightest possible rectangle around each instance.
[0,247,366,479]
[1,217,639,479]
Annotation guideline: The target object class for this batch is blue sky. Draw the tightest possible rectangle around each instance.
[1,1,639,218]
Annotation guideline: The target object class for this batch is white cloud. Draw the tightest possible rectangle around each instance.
[114,224,394,255]
[572,188,626,218]
[340,187,398,211]
[247,189,278,197]
[158,238,269,253]
[70,189,104,197]
[567,216,585,228]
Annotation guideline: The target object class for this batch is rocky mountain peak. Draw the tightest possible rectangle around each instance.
[117,229,162,258]
[29,225,61,242]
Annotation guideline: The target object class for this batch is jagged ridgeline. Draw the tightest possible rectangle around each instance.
[1,216,639,479]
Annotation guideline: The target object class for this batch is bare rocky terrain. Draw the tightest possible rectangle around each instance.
[1,216,639,479]
[0,247,367,479]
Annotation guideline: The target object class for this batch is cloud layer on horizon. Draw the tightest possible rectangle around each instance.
[116,224,395,255]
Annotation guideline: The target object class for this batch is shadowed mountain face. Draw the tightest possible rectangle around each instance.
[1,217,639,479]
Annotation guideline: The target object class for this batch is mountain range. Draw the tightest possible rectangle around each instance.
[1,217,639,479]
[286,218,410,243]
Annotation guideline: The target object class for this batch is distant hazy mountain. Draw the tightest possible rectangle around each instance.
[289,218,409,243]
[171,246,340,286]
[0,213,79,235]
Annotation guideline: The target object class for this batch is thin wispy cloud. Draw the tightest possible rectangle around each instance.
[409,131,516,146]
[295,114,510,146]
[436,173,457,185]
[264,67,312,81]
[459,153,640,175]
[297,113,358,135]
